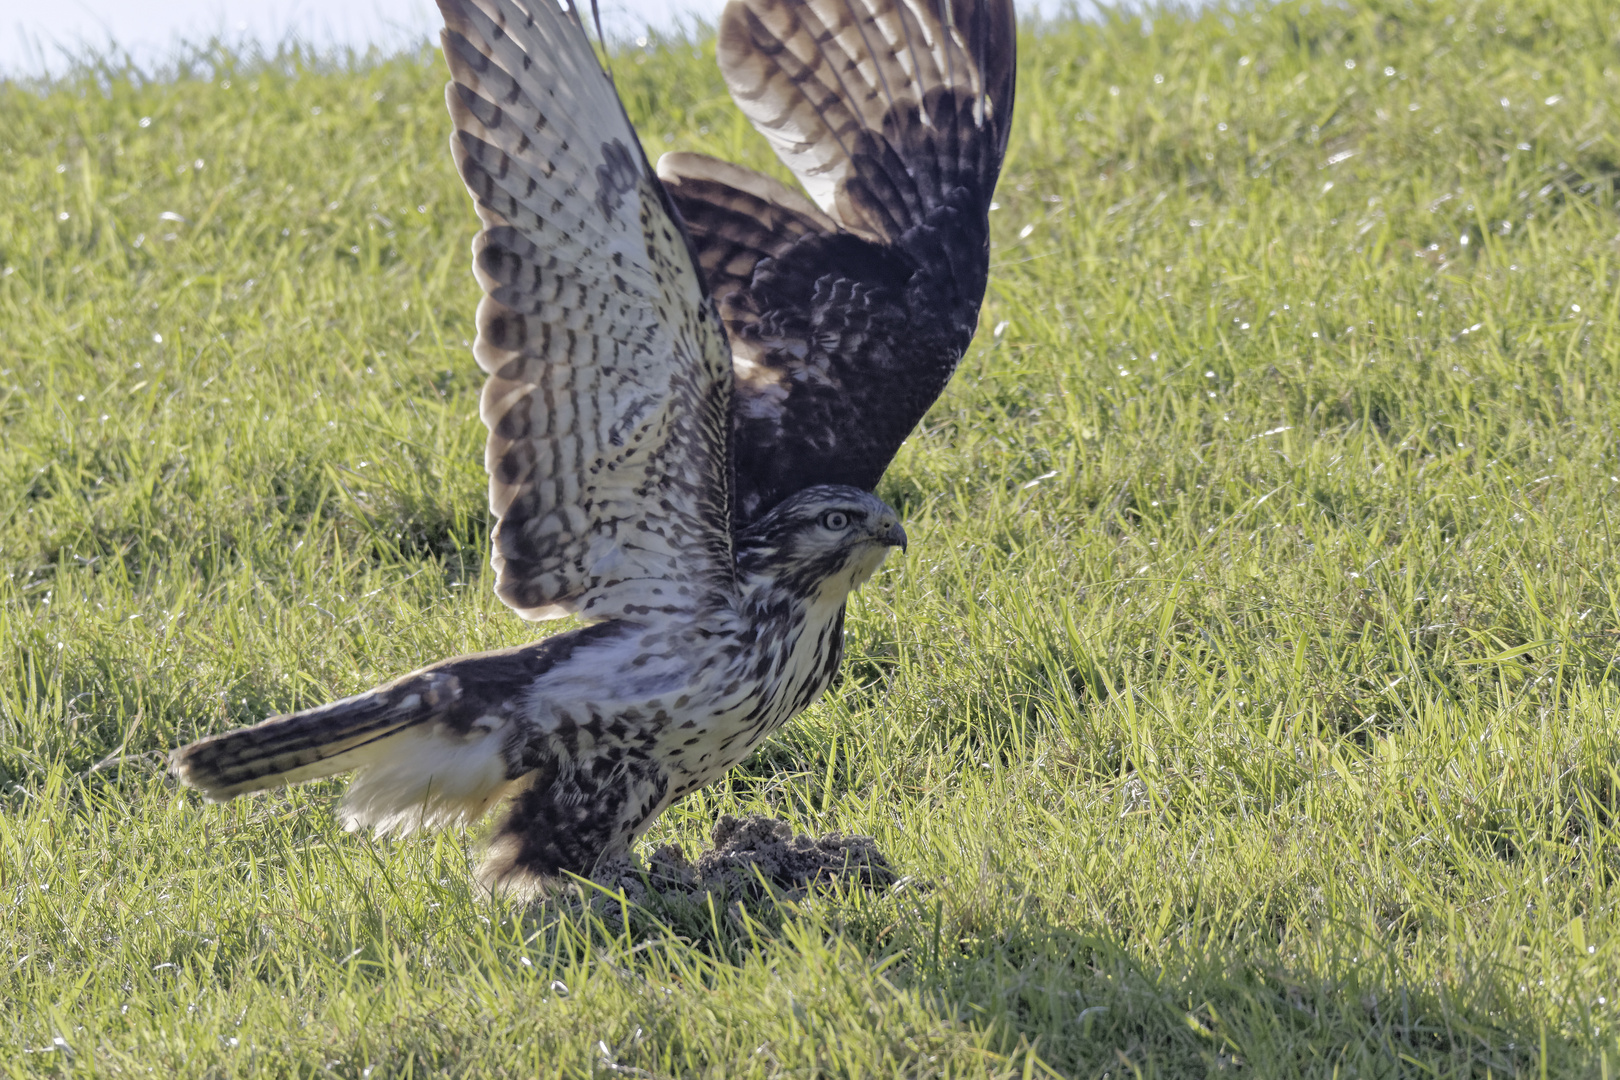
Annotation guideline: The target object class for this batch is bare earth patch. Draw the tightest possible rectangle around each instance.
[594,814,897,904]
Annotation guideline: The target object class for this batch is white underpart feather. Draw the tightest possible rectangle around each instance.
[336,718,517,837]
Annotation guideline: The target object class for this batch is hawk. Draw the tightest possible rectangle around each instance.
[170,0,1015,894]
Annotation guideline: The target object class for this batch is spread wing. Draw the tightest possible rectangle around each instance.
[658,0,1016,523]
[439,0,736,622]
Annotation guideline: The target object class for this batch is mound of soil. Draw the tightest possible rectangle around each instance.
[595,814,896,905]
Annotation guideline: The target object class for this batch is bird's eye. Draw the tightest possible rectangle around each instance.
[820,510,850,531]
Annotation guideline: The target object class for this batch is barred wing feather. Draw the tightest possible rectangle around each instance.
[658,0,1013,524]
[438,0,736,621]
[660,0,1015,524]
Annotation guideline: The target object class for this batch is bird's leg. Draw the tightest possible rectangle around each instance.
[477,752,670,897]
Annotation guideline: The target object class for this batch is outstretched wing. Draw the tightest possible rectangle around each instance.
[659,0,1016,523]
[439,0,737,621]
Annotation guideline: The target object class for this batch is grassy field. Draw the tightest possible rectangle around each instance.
[6,0,1620,1074]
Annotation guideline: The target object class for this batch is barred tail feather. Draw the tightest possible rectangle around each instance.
[169,687,436,799]
[170,667,524,838]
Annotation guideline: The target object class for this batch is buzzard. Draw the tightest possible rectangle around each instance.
[170,0,1015,894]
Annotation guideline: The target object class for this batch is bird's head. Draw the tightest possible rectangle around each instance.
[734,486,907,601]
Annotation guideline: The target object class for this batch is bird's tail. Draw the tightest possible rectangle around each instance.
[170,665,524,837]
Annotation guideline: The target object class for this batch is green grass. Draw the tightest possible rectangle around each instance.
[6,0,1620,1074]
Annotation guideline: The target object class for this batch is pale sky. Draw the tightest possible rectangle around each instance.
[0,0,732,77]
[1,0,1112,79]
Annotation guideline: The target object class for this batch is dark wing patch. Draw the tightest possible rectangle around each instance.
[662,0,1016,523]
[655,153,839,322]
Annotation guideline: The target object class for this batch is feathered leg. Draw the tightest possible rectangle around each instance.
[477,752,671,895]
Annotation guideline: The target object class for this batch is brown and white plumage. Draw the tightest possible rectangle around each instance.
[441,0,735,621]
[169,0,1012,893]
[665,0,1015,521]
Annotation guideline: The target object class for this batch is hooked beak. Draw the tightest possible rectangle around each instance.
[879,520,908,554]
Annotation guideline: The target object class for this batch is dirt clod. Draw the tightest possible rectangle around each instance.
[595,814,896,905]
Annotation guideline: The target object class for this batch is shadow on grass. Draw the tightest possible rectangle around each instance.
[552,881,1576,1078]
[8,764,1603,1077]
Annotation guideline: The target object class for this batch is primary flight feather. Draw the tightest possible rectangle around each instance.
[169,0,1014,894]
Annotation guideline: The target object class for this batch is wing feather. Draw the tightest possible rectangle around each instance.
[439,0,736,621]
[716,0,1013,241]
[656,152,836,347]
[663,0,1015,522]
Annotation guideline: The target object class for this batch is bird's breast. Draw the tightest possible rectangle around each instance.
[513,601,845,793]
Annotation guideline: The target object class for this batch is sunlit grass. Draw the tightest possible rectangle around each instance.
[7,1,1620,1075]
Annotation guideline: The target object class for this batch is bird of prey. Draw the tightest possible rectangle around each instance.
[169,0,1015,895]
